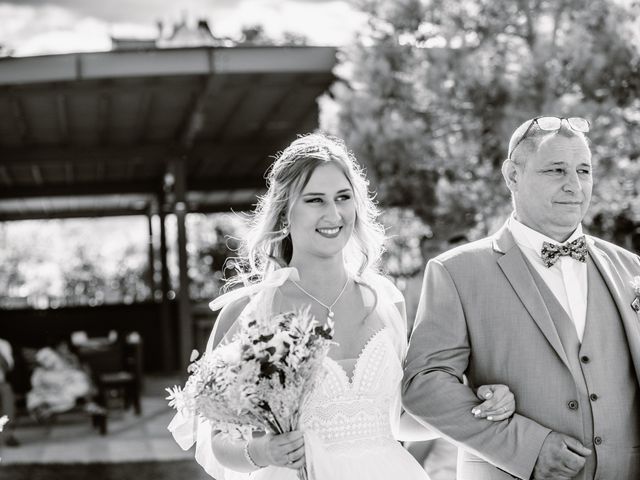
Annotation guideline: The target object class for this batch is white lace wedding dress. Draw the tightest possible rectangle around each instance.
[169,268,430,480]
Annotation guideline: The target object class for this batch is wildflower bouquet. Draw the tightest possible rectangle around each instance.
[167,307,334,479]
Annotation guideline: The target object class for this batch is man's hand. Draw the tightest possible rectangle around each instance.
[532,432,591,479]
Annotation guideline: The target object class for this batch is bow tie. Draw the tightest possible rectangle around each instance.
[541,236,588,268]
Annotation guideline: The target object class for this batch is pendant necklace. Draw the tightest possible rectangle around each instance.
[292,276,350,320]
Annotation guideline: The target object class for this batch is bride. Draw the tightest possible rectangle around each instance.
[169,133,516,479]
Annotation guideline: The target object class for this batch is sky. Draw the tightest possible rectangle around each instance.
[0,0,365,56]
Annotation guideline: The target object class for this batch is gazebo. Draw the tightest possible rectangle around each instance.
[0,46,336,372]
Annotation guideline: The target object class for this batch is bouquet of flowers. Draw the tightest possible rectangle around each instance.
[167,306,334,479]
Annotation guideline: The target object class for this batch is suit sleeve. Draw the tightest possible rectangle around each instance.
[402,259,551,480]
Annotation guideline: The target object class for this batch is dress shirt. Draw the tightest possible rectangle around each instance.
[508,215,588,342]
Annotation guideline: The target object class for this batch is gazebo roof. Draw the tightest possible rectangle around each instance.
[0,46,337,220]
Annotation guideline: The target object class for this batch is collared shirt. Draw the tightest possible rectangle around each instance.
[508,215,588,342]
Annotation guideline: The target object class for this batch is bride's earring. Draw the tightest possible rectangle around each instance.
[281,223,289,236]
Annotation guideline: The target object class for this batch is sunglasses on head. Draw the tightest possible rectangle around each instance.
[508,116,590,159]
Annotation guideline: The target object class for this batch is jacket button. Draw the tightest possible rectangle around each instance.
[594,436,603,445]
[589,393,598,401]
[567,400,579,410]
[580,355,590,363]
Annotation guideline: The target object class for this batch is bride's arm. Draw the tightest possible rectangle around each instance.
[211,430,306,472]
[207,298,262,472]
[207,299,305,473]
[398,410,440,442]
[210,432,262,473]
[393,298,441,442]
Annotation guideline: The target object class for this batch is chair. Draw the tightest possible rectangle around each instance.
[74,332,143,434]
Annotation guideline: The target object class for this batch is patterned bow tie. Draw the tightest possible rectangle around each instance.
[541,236,588,268]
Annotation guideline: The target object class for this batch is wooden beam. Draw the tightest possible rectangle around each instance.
[0,141,279,166]
[0,47,336,87]
[0,166,12,186]
[178,76,223,148]
[146,207,156,295]
[0,174,265,200]
[10,96,28,145]
[0,180,158,199]
[187,138,282,177]
[211,78,260,142]
[97,93,110,145]
[95,160,105,180]
[169,157,194,375]
[65,162,74,183]
[127,158,140,180]
[157,198,175,371]
[31,165,43,185]
[188,175,265,191]
[250,79,299,139]
[0,207,149,222]
[187,200,256,214]
[290,89,321,135]
[134,90,154,143]
[56,93,69,143]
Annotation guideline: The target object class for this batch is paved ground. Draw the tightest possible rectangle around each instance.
[0,374,456,479]
[0,375,193,465]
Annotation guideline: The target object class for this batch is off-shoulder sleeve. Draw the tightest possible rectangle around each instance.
[167,310,252,480]
[167,267,300,479]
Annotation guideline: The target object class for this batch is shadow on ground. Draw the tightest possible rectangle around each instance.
[0,459,212,480]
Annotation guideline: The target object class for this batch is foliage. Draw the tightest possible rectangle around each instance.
[237,24,308,46]
[321,0,640,244]
[380,207,433,277]
[0,218,151,309]
[183,213,247,300]
[0,213,247,309]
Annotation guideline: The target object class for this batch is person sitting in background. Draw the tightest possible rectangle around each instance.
[27,343,92,422]
[0,338,19,446]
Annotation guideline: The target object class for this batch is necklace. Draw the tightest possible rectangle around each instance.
[292,276,350,320]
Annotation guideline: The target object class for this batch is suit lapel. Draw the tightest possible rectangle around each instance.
[587,241,640,378]
[493,225,571,370]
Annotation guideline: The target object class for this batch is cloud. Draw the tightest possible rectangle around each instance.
[0,0,232,23]
[0,4,142,55]
[0,0,364,56]
[209,0,365,45]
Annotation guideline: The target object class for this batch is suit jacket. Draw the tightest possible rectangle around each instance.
[402,222,640,479]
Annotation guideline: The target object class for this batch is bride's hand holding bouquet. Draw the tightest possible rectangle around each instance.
[167,307,334,479]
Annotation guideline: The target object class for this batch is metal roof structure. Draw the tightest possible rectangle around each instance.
[0,46,337,220]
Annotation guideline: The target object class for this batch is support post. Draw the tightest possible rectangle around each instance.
[168,157,193,374]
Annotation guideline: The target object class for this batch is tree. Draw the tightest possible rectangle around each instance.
[321,0,640,243]
[238,25,308,46]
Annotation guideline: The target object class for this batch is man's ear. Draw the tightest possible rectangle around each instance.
[501,159,519,193]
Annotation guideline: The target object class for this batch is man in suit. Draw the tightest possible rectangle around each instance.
[402,116,640,479]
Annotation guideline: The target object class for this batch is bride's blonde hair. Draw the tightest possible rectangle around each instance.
[232,133,385,285]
